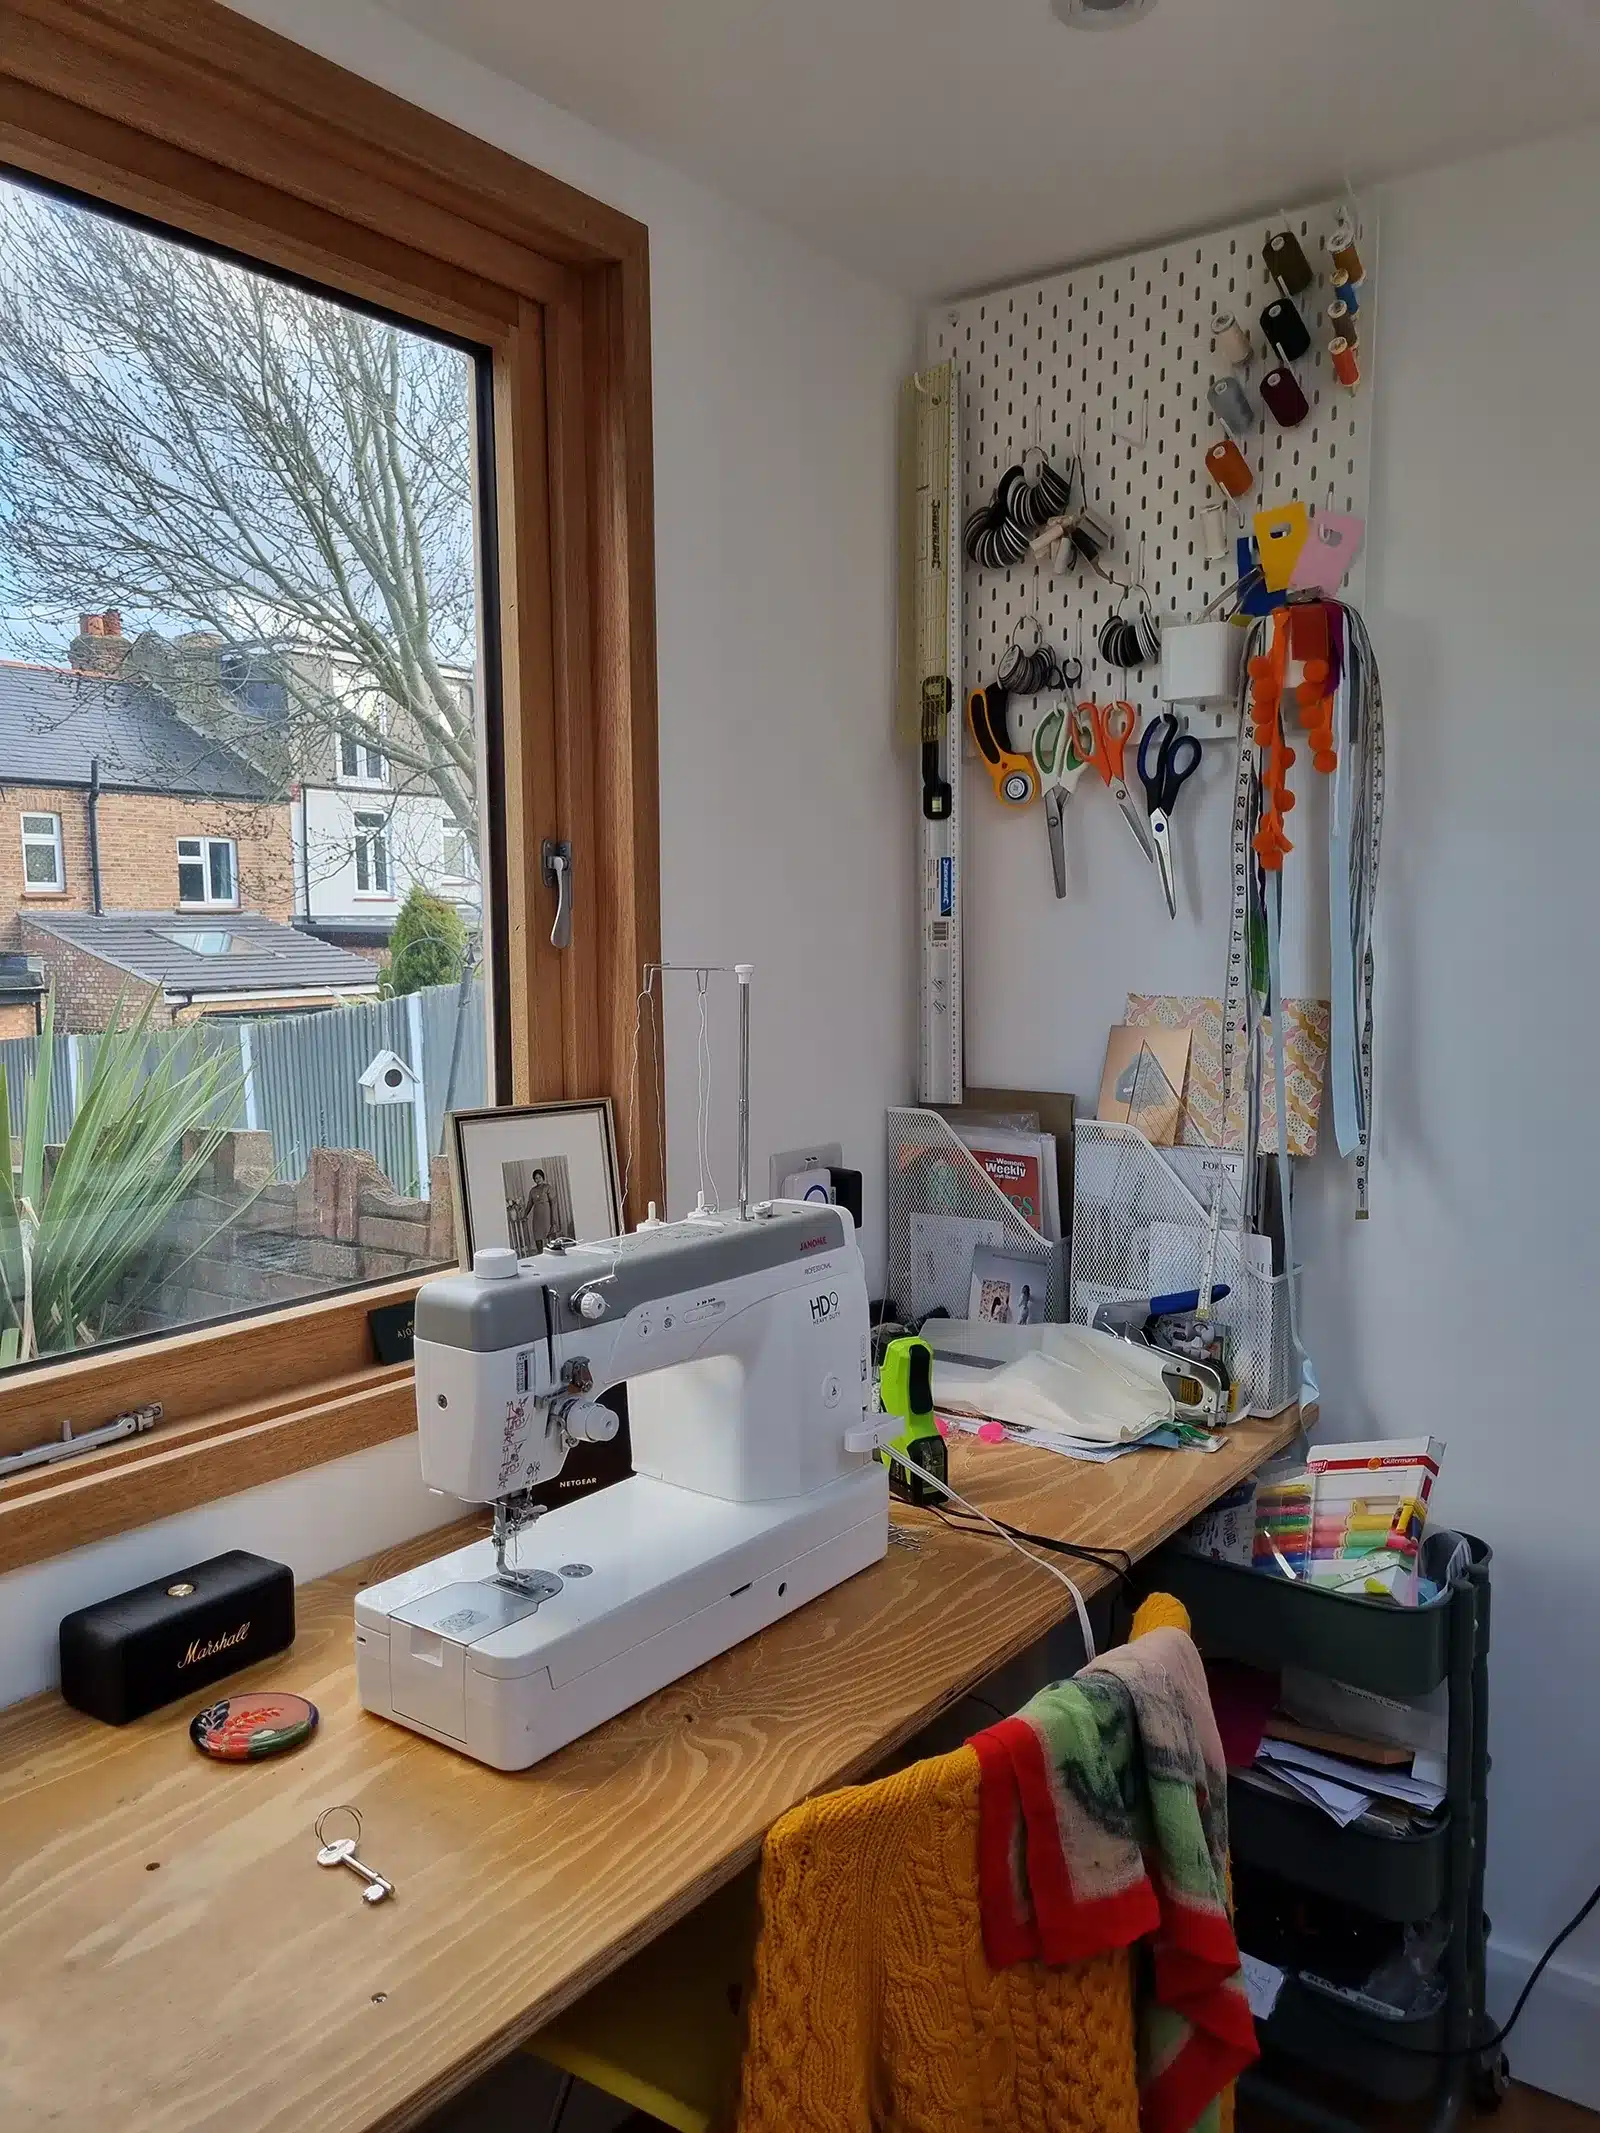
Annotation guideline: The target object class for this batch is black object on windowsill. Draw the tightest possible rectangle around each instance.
[59,1550,295,1725]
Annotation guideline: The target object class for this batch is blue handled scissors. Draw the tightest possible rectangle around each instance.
[1137,712,1202,919]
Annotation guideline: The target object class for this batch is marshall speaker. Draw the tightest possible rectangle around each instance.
[59,1550,295,1725]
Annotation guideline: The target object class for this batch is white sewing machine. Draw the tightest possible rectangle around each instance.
[354,1203,888,1769]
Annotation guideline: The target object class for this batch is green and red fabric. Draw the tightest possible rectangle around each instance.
[969,1616,1257,2133]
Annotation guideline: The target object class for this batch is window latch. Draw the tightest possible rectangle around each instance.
[541,839,573,950]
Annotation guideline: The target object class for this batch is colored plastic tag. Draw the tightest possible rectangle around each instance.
[1253,503,1311,592]
[1290,512,1366,595]
[1236,537,1281,617]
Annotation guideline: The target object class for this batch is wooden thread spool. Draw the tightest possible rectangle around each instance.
[1330,337,1361,389]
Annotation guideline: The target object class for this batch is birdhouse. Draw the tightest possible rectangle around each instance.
[359,1049,421,1107]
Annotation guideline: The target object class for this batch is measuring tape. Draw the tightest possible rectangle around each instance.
[905,362,964,1105]
[1344,606,1385,1218]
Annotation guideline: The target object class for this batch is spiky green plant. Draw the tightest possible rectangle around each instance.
[0,990,248,1363]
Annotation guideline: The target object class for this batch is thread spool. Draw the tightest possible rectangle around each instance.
[1263,228,1314,296]
[1211,310,1253,369]
[1331,236,1365,285]
[1260,296,1311,364]
[1326,299,1359,347]
[1207,374,1256,439]
[1330,337,1361,389]
[1327,214,1366,286]
[1331,272,1361,316]
[1259,367,1310,429]
[1205,438,1253,499]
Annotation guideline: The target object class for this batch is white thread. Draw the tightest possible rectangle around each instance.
[880,1443,1096,1661]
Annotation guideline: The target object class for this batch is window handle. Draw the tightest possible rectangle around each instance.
[541,839,573,950]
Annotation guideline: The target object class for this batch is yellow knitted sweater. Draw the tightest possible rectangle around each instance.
[737,1599,1203,2132]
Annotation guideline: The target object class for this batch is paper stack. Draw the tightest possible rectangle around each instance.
[1250,1736,1446,1831]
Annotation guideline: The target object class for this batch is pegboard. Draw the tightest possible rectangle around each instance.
[925,196,1376,737]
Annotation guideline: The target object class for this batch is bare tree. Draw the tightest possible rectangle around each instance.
[0,178,480,848]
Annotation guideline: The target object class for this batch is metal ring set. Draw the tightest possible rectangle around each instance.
[964,449,1074,570]
[1098,603,1161,669]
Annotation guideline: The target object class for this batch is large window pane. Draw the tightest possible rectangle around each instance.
[0,174,495,1373]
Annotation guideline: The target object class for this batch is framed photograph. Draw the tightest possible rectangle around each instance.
[449,1100,623,1267]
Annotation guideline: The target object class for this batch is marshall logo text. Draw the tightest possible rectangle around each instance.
[179,1621,251,1669]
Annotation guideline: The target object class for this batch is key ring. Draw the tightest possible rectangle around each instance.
[315,1803,362,1858]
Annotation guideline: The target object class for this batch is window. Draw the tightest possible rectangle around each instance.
[20,812,64,892]
[441,823,472,882]
[353,813,390,895]
[177,836,237,908]
[339,733,386,783]
[164,929,234,955]
[0,0,658,1579]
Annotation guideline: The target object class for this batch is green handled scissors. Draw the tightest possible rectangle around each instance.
[1033,702,1089,900]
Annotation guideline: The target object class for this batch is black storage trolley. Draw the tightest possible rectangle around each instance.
[1140,1533,1502,2130]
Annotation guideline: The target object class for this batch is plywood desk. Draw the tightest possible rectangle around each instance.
[0,1411,1299,2132]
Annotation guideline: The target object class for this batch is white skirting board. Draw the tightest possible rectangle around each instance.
[1486,1937,1600,2110]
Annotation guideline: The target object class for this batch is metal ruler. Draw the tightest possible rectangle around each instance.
[902,362,963,1105]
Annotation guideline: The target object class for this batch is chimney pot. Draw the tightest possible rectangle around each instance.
[102,609,122,636]
[79,613,104,637]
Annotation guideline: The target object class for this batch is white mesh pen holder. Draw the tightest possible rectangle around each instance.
[1069,1120,1296,1416]
[886,1107,1063,1325]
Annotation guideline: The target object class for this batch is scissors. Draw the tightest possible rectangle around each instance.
[1032,703,1089,899]
[1137,711,1203,919]
[1072,699,1155,863]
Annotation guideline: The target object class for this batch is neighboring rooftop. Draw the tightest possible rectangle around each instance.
[24,911,380,997]
[0,660,276,801]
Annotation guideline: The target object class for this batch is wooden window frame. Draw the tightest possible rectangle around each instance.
[0,0,662,1576]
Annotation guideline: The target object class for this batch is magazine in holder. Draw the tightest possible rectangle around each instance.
[886,1107,1063,1326]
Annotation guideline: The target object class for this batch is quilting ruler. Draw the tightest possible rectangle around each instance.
[903,361,963,1105]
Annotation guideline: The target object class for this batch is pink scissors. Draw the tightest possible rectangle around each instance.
[1072,700,1156,862]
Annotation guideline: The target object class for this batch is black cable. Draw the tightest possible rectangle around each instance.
[923,1500,1134,1591]
[1276,1876,1600,2064]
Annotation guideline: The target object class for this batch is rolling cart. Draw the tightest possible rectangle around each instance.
[1139,1533,1501,2130]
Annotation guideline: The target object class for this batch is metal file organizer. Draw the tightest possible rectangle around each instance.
[1069,1120,1295,1416]
[1139,1535,1499,2131]
[886,1107,1063,1326]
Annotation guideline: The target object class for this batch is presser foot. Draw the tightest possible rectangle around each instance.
[491,1498,562,1600]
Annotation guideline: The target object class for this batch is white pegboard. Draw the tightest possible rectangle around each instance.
[926,196,1375,737]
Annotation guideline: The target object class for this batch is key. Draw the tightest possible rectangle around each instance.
[315,1815,395,1904]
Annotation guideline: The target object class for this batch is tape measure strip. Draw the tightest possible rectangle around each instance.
[1223,602,1384,1220]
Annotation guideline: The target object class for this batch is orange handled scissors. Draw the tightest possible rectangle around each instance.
[1072,699,1156,862]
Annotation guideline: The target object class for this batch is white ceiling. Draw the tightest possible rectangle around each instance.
[378,0,1600,295]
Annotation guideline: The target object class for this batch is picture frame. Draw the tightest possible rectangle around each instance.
[448,1099,623,1268]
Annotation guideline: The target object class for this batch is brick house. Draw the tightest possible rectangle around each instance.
[64,611,480,960]
[0,634,378,1031]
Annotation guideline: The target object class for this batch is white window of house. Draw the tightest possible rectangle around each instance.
[353,812,390,896]
[338,732,387,782]
[21,810,64,892]
[338,696,388,785]
[177,835,237,907]
[440,821,472,882]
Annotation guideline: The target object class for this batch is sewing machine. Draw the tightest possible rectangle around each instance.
[354,1203,889,1770]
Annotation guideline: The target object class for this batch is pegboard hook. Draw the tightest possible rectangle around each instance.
[1112,391,1148,451]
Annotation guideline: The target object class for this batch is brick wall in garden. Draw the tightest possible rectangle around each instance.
[132,1130,457,1331]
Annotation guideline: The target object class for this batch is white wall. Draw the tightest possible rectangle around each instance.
[960,125,1600,2105]
[0,2,912,1701]
[1303,125,1600,2105]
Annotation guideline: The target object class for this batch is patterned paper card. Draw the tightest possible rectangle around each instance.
[1125,995,1330,1156]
